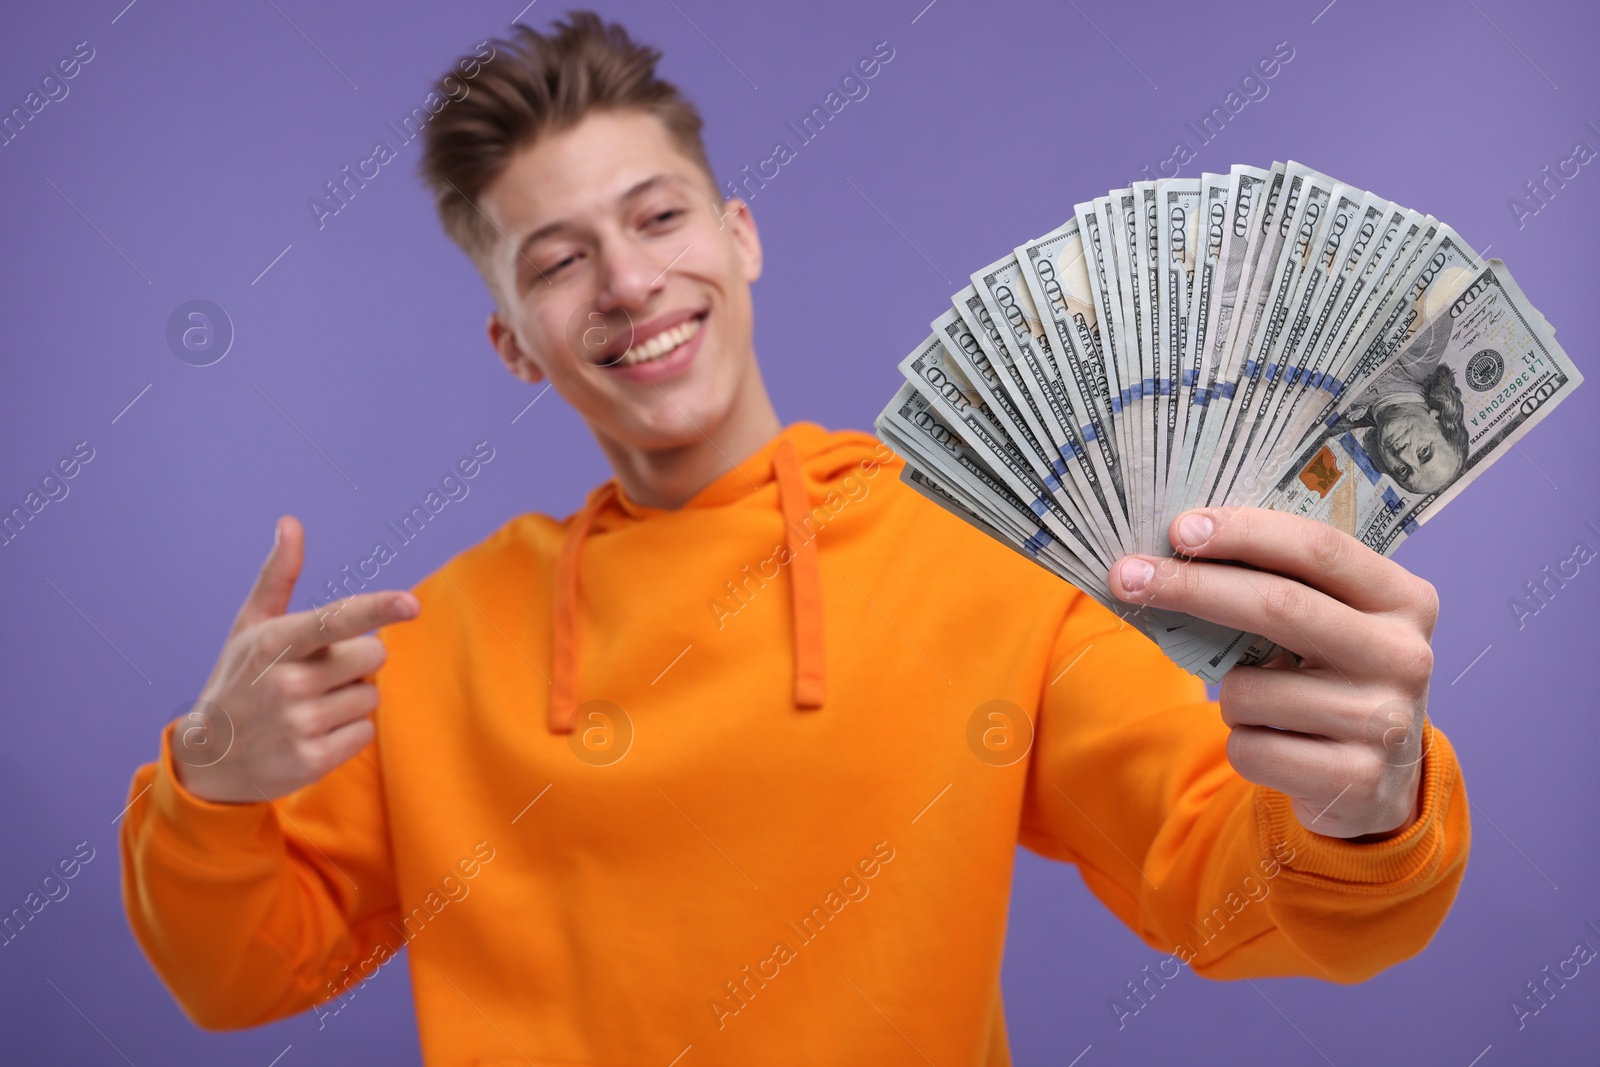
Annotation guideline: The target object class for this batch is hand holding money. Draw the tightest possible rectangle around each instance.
[1111,506,1436,838]
[878,160,1582,836]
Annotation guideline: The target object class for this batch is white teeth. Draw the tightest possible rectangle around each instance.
[617,316,702,365]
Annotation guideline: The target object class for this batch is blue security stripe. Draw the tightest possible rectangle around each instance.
[1044,473,1062,493]
[1030,496,1048,516]
[1215,381,1237,400]
[1024,529,1053,555]
[1052,458,1068,477]
[1266,362,1281,380]
[1191,386,1211,407]
[1341,431,1381,485]
[1182,368,1199,387]
[1244,359,1259,377]
[1080,423,1099,443]
[1142,377,1156,397]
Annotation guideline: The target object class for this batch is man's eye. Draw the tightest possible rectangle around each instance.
[649,209,683,226]
[1418,445,1433,464]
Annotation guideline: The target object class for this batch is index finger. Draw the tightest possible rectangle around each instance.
[270,589,419,654]
[1164,506,1431,618]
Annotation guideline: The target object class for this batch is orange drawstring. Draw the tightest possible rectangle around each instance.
[546,436,826,734]
[548,484,613,735]
[774,439,826,710]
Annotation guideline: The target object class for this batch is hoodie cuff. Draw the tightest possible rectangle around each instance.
[1255,720,1461,890]
[137,721,278,862]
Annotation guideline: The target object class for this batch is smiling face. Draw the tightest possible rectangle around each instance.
[1369,400,1465,495]
[481,110,764,452]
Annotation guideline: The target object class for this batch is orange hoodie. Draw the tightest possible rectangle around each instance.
[120,421,1469,1066]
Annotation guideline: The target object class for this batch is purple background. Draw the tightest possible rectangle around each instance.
[2,0,1596,1062]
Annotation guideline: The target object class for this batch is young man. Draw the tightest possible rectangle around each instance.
[120,13,1469,1065]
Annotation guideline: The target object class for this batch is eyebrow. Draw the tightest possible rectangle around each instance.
[513,173,691,267]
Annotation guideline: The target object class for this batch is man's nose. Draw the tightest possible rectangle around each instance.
[596,240,659,309]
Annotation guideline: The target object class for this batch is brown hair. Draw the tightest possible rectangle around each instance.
[419,11,717,273]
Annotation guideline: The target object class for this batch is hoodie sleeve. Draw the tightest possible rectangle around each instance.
[119,719,400,1029]
[1018,591,1470,983]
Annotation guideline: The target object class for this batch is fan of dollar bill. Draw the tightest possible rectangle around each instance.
[875,160,1583,682]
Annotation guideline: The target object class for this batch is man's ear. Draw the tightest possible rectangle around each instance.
[722,197,763,284]
[487,311,545,385]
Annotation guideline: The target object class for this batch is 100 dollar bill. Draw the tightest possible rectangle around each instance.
[1265,259,1582,552]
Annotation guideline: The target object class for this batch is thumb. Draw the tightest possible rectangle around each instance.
[232,515,304,635]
